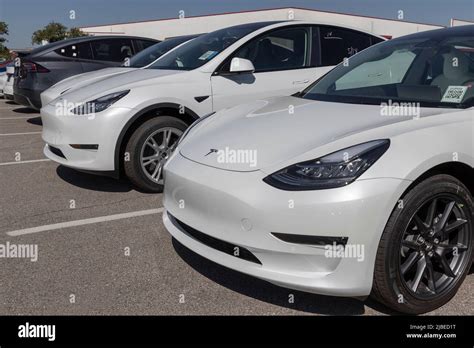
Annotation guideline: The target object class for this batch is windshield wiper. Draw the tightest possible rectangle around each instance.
[459,96,474,108]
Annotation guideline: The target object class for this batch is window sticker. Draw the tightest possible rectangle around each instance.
[441,86,468,103]
[198,51,218,61]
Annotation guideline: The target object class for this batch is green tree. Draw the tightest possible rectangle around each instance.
[0,22,9,59]
[68,27,88,39]
[32,22,68,45]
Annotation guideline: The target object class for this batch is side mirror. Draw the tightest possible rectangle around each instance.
[229,57,255,74]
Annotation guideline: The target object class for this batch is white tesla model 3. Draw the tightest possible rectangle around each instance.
[40,21,383,192]
[163,25,474,314]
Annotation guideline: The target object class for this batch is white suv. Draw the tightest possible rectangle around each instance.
[41,21,384,192]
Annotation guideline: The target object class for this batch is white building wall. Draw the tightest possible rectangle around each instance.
[80,7,444,40]
[450,18,474,26]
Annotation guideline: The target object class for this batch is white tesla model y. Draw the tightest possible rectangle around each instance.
[40,21,383,192]
[163,25,474,314]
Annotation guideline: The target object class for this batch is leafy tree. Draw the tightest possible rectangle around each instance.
[0,22,9,60]
[31,23,89,45]
[0,22,8,44]
[32,22,68,45]
[68,27,88,39]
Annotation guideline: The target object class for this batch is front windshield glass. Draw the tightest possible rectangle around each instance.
[126,36,195,68]
[301,30,474,108]
[148,23,272,71]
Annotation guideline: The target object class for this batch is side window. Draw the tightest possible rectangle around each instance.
[134,39,156,53]
[90,39,133,62]
[371,37,385,45]
[319,27,372,66]
[55,42,93,60]
[229,27,309,72]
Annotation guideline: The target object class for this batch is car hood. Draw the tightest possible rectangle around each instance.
[179,96,451,172]
[44,67,136,105]
[51,67,135,93]
[56,69,187,104]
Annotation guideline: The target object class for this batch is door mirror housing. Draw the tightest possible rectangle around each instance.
[229,57,255,74]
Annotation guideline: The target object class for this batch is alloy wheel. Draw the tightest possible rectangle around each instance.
[399,194,471,298]
[140,127,182,184]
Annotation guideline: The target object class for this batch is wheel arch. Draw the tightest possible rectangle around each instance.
[113,103,200,178]
[372,161,474,272]
[371,161,474,312]
[400,161,474,200]
[372,161,474,278]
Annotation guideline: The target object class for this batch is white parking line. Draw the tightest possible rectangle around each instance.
[0,116,38,119]
[0,132,42,136]
[0,159,50,166]
[5,208,164,236]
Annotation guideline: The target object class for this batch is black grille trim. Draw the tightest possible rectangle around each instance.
[69,144,99,150]
[271,232,348,247]
[194,96,209,103]
[49,145,66,159]
[169,213,262,265]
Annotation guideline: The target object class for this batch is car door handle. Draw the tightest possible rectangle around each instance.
[292,79,310,85]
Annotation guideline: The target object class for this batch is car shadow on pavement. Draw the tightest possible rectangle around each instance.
[56,165,133,193]
[171,238,389,315]
[12,107,39,114]
[27,116,42,125]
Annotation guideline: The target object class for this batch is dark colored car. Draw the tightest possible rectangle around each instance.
[13,35,159,109]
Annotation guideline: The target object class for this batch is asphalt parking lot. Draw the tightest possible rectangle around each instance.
[0,98,472,316]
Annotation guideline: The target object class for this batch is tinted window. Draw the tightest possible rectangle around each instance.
[29,41,64,56]
[134,39,157,52]
[148,23,274,71]
[229,27,309,72]
[55,42,92,59]
[91,39,133,62]
[127,37,195,68]
[320,27,372,66]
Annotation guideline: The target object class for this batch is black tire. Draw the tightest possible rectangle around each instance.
[124,116,188,193]
[371,174,473,314]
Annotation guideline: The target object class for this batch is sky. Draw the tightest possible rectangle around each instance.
[1,0,473,48]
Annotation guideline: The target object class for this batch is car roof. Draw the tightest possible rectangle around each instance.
[214,21,286,32]
[213,20,385,42]
[267,20,386,39]
[163,33,202,41]
[390,24,474,42]
[27,35,160,57]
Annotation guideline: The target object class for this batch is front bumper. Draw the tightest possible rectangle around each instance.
[40,88,62,108]
[163,153,411,297]
[41,103,135,172]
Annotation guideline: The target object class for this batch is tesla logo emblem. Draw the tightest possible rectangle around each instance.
[205,149,218,156]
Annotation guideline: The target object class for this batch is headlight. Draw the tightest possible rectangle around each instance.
[263,139,390,191]
[72,90,129,115]
[177,111,216,146]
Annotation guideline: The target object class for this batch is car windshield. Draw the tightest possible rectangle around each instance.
[148,22,273,71]
[125,36,198,68]
[301,29,474,108]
